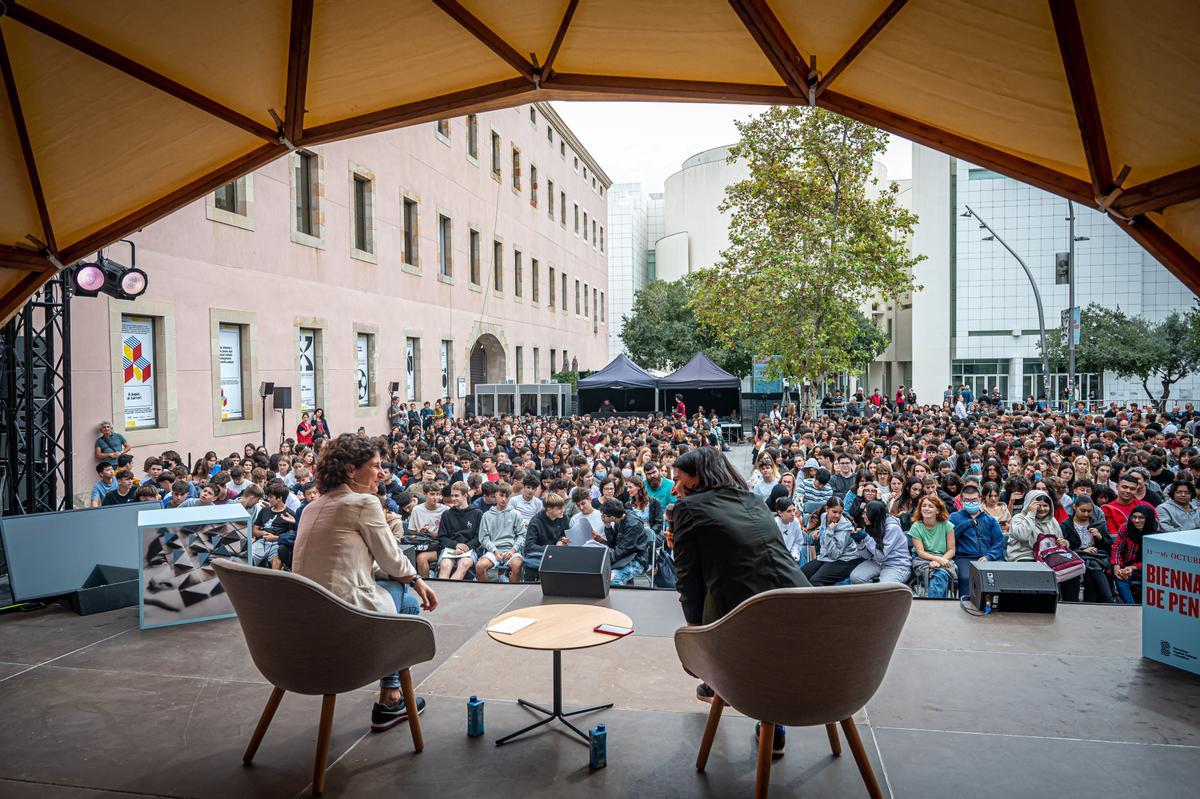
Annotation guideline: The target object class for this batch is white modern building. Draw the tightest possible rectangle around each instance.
[655,145,750,281]
[606,183,650,358]
[896,143,1200,406]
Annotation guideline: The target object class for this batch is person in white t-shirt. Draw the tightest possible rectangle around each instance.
[567,488,606,546]
[508,476,544,525]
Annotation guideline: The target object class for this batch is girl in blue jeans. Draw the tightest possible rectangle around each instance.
[1112,503,1154,604]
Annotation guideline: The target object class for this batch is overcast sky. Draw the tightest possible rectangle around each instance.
[551,101,913,193]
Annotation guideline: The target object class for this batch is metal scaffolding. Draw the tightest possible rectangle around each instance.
[1,273,73,515]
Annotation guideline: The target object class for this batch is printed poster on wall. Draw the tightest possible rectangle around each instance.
[121,316,156,428]
[356,334,370,406]
[298,328,316,411]
[218,324,244,420]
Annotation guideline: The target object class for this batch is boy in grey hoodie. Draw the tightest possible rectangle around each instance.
[475,482,526,582]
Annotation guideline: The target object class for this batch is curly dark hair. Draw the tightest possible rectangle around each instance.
[315,433,382,493]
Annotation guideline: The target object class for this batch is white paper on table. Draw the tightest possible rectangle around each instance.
[487,616,538,635]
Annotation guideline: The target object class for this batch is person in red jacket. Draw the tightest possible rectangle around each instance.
[1112,502,1155,604]
[1102,473,1141,535]
[894,385,907,413]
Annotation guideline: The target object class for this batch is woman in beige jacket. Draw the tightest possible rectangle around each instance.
[294,434,439,731]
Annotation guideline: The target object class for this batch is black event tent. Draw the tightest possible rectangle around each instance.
[577,354,658,414]
[658,353,742,417]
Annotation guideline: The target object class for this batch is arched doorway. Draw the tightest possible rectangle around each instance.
[469,334,506,389]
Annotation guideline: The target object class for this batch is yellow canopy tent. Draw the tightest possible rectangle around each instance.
[1,0,1198,321]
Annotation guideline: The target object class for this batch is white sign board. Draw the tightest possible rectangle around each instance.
[218,324,244,420]
[1143,531,1200,676]
[121,315,157,428]
[356,333,370,406]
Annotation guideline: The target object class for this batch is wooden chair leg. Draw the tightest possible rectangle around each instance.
[243,686,285,765]
[839,717,883,799]
[754,720,774,799]
[695,694,726,771]
[312,695,336,797]
[399,668,424,753]
[825,722,842,756]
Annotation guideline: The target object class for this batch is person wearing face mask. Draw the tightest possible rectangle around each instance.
[948,483,1006,598]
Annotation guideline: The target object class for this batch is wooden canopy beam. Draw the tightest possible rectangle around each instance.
[1049,0,1113,199]
[1122,215,1200,296]
[819,89,1095,205]
[0,263,56,326]
[432,0,536,83]
[0,27,56,255]
[61,142,287,264]
[541,0,579,81]
[544,72,795,104]
[728,0,810,97]
[300,78,535,146]
[0,244,51,271]
[284,0,314,144]
[5,2,279,143]
[814,0,907,98]
[1113,165,1200,218]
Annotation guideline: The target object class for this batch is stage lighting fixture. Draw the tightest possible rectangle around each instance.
[71,256,148,300]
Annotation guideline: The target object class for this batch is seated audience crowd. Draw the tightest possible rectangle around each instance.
[91,386,1200,603]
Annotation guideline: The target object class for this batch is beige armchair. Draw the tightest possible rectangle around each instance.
[213,559,436,796]
[674,583,911,799]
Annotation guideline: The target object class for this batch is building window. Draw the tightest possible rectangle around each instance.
[547,178,555,218]
[440,340,453,399]
[592,176,597,191]
[547,125,553,143]
[437,214,452,278]
[490,130,501,179]
[493,239,503,293]
[435,119,450,141]
[561,272,567,311]
[469,228,481,285]
[583,165,588,181]
[592,287,598,333]
[511,146,521,191]
[529,107,536,126]
[401,196,418,268]
[600,225,605,253]
[530,164,538,207]
[592,219,597,247]
[583,282,589,317]
[560,140,565,157]
[207,175,254,230]
[575,279,581,315]
[559,191,566,226]
[573,154,579,172]
[406,337,420,401]
[355,332,374,407]
[120,314,158,429]
[218,323,246,421]
[515,346,524,382]
[601,291,606,322]
[214,179,246,216]
[531,258,540,303]
[573,203,579,234]
[466,114,478,160]
[583,210,588,239]
[350,166,376,260]
[293,150,321,241]
[533,348,540,380]
[549,266,556,308]
[297,327,320,411]
[514,249,523,298]
[550,350,558,374]
[563,349,569,371]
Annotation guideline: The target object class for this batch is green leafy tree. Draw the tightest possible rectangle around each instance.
[620,277,753,376]
[690,105,920,382]
[1041,303,1200,409]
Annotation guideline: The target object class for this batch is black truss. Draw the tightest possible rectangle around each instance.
[1,273,73,515]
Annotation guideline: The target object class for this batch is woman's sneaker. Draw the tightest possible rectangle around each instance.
[371,696,426,732]
[754,722,786,758]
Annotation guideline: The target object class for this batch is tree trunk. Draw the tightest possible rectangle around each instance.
[1160,379,1172,412]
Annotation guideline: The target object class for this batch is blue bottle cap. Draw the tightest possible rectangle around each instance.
[597,723,605,731]
[469,695,477,702]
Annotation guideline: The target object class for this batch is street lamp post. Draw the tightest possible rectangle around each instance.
[1067,201,1077,409]
[962,205,1051,405]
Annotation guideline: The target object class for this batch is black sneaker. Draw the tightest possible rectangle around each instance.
[371,696,426,732]
[696,682,715,704]
[754,722,786,758]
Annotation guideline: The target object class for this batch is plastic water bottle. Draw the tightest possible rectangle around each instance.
[589,722,607,769]
[467,695,484,737]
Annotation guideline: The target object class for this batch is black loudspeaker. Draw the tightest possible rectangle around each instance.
[260,381,274,397]
[389,381,400,393]
[541,546,611,599]
[968,561,1058,614]
[272,386,292,409]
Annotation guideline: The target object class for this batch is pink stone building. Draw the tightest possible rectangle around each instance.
[68,102,610,498]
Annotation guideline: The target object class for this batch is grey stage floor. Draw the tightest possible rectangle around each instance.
[0,581,1197,798]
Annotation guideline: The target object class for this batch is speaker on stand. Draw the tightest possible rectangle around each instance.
[258,382,275,450]
[273,386,292,447]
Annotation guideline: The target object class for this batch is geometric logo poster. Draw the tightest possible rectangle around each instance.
[137,506,250,630]
[121,316,156,428]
